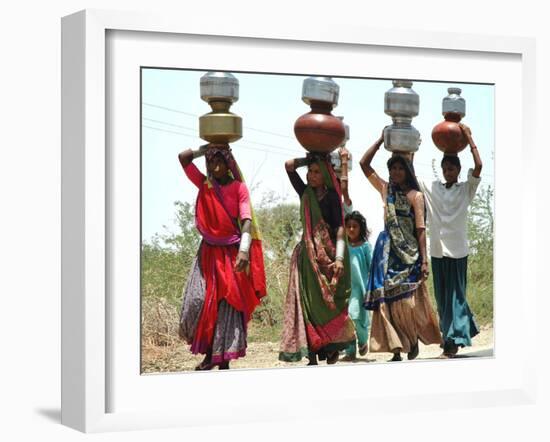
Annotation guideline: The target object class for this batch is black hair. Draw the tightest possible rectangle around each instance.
[441,155,461,169]
[345,210,370,242]
[386,155,420,191]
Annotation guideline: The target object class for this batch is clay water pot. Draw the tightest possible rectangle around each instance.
[294,101,346,154]
[431,112,468,154]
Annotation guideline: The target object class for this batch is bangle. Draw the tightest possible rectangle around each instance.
[340,175,348,181]
[335,239,346,261]
[294,157,309,168]
[239,232,252,254]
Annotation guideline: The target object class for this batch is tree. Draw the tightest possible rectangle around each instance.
[466,185,494,324]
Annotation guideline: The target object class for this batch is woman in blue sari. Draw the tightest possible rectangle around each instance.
[360,131,442,361]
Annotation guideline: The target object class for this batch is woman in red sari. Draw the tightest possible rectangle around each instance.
[178,143,266,370]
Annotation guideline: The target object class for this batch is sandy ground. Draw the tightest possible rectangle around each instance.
[142,325,493,374]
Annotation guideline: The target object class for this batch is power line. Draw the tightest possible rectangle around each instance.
[143,102,295,140]
[142,125,291,157]
[142,105,492,177]
[142,117,196,133]
[142,116,300,155]
[143,102,197,118]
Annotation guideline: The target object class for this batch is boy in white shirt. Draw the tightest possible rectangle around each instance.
[419,124,483,358]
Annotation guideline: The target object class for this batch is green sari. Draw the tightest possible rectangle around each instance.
[279,160,356,362]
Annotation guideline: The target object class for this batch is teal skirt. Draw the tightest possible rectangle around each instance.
[431,256,479,347]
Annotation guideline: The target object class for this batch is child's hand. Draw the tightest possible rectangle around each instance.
[339,146,350,161]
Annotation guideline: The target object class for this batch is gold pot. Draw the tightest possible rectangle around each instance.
[199,101,242,143]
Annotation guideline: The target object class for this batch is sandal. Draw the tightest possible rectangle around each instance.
[407,342,419,360]
[359,343,369,356]
[326,351,339,365]
[389,353,402,362]
[307,352,318,366]
[195,361,215,371]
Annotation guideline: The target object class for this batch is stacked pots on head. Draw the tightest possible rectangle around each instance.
[199,72,242,145]
[294,77,346,156]
[431,87,467,155]
[383,80,421,161]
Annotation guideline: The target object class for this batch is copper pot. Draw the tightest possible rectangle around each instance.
[294,101,346,154]
[431,112,467,154]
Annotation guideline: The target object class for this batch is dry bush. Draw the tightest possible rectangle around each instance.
[141,297,180,347]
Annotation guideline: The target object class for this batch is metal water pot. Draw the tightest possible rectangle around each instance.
[383,80,421,153]
[199,72,242,144]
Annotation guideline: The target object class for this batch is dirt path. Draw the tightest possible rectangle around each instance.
[142,325,493,374]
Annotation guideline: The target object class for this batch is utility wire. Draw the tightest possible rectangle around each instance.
[142,104,493,177]
[143,102,295,140]
[143,126,478,184]
[142,117,298,155]
[142,125,292,157]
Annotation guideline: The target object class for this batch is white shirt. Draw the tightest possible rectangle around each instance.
[419,168,481,259]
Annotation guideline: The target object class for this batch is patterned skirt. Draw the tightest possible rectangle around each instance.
[279,243,356,362]
[179,257,247,363]
[369,281,442,353]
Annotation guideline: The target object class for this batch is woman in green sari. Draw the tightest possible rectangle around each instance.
[279,154,356,365]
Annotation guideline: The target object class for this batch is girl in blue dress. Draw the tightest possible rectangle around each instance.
[342,211,372,361]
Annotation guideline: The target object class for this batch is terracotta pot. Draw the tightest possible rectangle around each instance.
[431,112,468,154]
[294,101,345,154]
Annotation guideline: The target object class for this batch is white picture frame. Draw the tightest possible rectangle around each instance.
[61,9,537,433]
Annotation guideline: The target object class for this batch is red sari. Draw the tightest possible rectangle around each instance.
[182,161,266,360]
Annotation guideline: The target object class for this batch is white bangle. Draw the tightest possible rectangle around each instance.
[336,239,345,261]
[239,232,252,254]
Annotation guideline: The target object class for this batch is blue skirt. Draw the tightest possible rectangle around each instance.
[431,256,479,347]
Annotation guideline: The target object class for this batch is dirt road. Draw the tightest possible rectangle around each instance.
[142,325,493,374]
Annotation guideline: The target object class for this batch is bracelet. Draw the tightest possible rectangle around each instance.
[335,239,346,261]
[239,232,252,254]
[340,175,348,181]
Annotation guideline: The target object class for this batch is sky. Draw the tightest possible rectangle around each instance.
[141,68,494,244]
